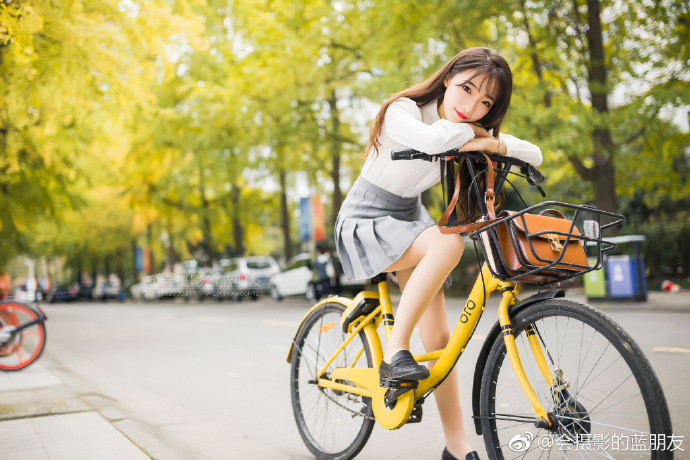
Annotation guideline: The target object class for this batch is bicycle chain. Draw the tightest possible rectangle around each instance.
[318,385,376,421]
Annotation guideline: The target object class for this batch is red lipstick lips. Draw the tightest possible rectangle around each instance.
[455,108,467,120]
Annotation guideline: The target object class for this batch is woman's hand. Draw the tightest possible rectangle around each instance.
[458,137,505,155]
[468,123,492,138]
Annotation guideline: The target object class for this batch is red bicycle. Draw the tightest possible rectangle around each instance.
[0,301,47,371]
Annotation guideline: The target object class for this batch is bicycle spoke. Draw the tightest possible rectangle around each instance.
[573,354,624,396]
[16,345,25,362]
[589,390,643,416]
[584,373,635,414]
[291,304,373,457]
[480,300,668,459]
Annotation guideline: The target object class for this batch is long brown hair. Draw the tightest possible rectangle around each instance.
[366,47,513,223]
[365,47,513,157]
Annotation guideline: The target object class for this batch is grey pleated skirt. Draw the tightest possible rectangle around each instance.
[334,176,436,282]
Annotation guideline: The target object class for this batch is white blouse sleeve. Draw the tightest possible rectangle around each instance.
[382,98,475,155]
[499,132,543,166]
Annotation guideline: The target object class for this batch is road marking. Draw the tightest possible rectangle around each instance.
[262,320,299,328]
[653,346,690,354]
[195,316,228,323]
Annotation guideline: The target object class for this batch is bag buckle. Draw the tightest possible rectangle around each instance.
[547,234,563,252]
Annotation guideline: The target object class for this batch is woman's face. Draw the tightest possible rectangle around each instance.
[439,70,498,124]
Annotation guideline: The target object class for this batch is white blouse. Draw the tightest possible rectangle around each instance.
[360,97,542,198]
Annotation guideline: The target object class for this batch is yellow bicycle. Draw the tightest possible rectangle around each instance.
[287,150,673,459]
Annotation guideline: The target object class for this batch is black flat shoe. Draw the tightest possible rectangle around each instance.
[442,447,480,460]
[379,350,430,381]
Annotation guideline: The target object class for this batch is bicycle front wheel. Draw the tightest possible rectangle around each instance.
[479,299,673,459]
[0,302,47,371]
[290,301,375,460]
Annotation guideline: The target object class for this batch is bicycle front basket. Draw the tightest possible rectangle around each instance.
[474,202,623,285]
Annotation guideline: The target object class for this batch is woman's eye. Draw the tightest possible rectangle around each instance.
[483,101,491,107]
[462,85,471,93]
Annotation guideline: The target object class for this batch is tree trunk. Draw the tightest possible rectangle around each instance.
[131,239,139,281]
[327,88,342,232]
[146,223,154,274]
[585,0,617,215]
[591,162,617,215]
[230,183,244,256]
[197,153,215,265]
[520,0,618,216]
[278,165,293,262]
[166,219,176,270]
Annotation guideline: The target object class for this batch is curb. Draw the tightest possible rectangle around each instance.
[0,360,150,459]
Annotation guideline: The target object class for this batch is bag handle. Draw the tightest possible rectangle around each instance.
[438,152,499,234]
[539,209,566,219]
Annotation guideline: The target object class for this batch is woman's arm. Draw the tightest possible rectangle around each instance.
[382,98,475,155]
[458,132,543,166]
[499,133,542,166]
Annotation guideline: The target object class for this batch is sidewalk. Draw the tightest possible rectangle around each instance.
[569,289,690,312]
[0,363,149,459]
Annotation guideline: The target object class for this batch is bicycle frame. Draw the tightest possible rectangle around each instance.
[291,264,556,428]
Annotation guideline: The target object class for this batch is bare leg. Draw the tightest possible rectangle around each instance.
[396,269,473,459]
[382,226,464,360]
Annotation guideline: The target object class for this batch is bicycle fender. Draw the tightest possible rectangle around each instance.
[471,289,564,435]
[286,296,354,364]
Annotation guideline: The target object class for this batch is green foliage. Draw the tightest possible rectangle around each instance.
[1,0,687,282]
[624,212,690,285]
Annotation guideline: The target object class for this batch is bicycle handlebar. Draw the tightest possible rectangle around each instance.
[390,148,545,187]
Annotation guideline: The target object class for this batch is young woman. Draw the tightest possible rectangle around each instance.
[334,47,542,460]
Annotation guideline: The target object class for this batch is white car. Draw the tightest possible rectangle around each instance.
[220,256,280,300]
[268,253,365,301]
[269,254,314,301]
[131,273,185,301]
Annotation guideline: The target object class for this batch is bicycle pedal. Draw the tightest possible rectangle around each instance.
[384,387,415,408]
[406,403,423,424]
[379,377,419,390]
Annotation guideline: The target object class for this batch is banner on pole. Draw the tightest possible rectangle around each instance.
[298,197,312,242]
[311,196,326,242]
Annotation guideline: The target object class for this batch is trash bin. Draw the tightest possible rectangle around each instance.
[583,257,607,299]
[584,235,647,302]
[607,255,647,300]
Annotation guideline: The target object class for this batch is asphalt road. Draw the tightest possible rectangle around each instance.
[41,296,690,459]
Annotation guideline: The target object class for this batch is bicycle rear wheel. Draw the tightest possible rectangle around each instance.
[0,302,47,371]
[479,299,673,459]
[290,302,375,460]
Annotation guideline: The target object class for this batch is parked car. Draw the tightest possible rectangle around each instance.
[194,268,222,301]
[46,285,78,303]
[220,256,280,300]
[131,273,186,301]
[93,276,122,301]
[268,253,365,301]
[269,254,313,301]
[77,283,94,300]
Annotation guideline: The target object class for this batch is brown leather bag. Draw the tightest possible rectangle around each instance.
[483,209,589,283]
[436,152,589,283]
